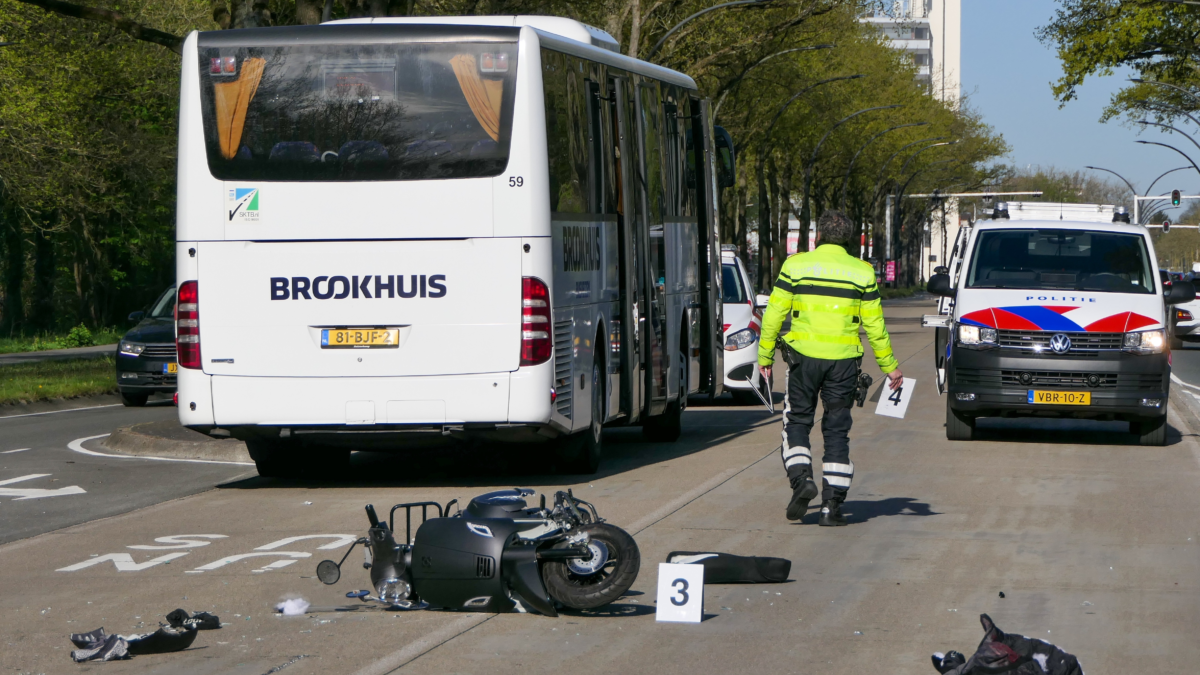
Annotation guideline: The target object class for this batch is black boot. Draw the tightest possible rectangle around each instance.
[817,499,847,527]
[786,474,819,521]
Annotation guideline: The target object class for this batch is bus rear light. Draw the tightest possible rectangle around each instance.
[521,277,551,366]
[177,281,201,369]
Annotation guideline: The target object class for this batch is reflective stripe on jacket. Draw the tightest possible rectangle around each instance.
[757,244,898,373]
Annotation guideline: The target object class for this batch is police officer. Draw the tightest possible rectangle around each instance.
[757,210,902,526]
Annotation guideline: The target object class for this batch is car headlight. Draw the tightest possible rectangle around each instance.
[1123,330,1165,354]
[119,341,145,357]
[957,325,997,345]
[724,328,757,351]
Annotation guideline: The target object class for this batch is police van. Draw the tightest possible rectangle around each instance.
[173,16,733,476]
[925,202,1195,445]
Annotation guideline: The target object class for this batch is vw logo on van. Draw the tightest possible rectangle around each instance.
[1049,333,1072,354]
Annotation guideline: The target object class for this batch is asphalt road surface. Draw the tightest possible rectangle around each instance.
[3,297,1200,674]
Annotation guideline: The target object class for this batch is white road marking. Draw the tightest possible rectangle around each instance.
[67,434,253,466]
[57,552,189,572]
[254,534,356,551]
[1,448,31,454]
[0,474,86,500]
[0,404,122,420]
[1171,373,1200,391]
[190,551,310,572]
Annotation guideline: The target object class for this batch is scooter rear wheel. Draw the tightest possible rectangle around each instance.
[541,523,640,610]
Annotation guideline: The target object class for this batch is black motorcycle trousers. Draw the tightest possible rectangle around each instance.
[779,349,859,502]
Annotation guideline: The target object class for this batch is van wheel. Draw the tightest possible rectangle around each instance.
[246,440,350,479]
[945,399,975,441]
[556,360,603,474]
[1135,416,1167,446]
[119,391,148,407]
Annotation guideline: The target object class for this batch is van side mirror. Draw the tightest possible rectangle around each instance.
[755,294,769,309]
[927,273,954,298]
[714,125,736,189]
[933,266,949,276]
[128,310,145,323]
[1166,280,1196,305]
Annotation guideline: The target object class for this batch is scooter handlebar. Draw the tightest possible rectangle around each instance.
[365,504,380,528]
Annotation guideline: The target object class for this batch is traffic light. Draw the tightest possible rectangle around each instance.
[1164,220,1172,233]
[1172,189,1182,206]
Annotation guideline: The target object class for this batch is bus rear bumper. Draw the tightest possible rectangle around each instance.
[204,371,550,428]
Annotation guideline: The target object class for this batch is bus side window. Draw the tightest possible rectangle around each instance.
[586,79,606,214]
[541,50,589,214]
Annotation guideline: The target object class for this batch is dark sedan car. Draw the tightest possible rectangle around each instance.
[115,286,177,407]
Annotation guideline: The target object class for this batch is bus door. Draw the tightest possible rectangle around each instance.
[692,97,723,397]
[633,79,669,416]
[609,76,644,422]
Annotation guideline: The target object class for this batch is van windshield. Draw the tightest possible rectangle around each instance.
[721,264,747,304]
[197,42,517,181]
[966,228,1155,294]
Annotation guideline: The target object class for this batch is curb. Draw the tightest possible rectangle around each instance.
[103,421,252,463]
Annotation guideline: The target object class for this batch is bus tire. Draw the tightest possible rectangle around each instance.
[1135,416,1167,446]
[247,439,350,479]
[643,348,684,443]
[945,399,975,441]
[556,358,603,474]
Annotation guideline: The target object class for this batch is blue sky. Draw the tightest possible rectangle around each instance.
[962,0,1193,216]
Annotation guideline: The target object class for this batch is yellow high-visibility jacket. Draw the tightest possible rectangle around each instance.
[758,244,898,373]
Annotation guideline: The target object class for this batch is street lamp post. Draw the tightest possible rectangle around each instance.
[799,105,904,244]
[1135,139,1200,177]
[645,0,775,62]
[840,122,929,210]
[1130,77,1200,106]
[893,159,953,285]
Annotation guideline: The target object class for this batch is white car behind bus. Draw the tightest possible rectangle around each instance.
[719,248,771,404]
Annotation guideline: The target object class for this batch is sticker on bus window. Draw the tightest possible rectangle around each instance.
[227,187,260,222]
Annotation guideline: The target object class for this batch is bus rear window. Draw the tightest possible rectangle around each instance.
[197,42,517,181]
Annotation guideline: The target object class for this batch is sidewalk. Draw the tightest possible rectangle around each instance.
[0,343,114,366]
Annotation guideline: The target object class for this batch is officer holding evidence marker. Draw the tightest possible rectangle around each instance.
[757,210,902,526]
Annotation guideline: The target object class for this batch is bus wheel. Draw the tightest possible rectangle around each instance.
[246,439,350,479]
[643,353,684,443]
[556,359,604,474]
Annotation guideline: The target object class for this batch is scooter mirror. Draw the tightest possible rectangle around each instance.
[316,559,341,585]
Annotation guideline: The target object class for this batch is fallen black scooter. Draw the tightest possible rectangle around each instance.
[316,488,639,617]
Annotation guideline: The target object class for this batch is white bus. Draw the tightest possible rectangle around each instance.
[175,16,736,477]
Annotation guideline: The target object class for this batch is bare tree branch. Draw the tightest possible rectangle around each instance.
[15,0,184,54]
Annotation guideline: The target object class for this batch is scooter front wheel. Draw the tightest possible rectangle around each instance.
[541,523,640,610]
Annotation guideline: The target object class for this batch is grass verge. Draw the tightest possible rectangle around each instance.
[0,328,123,354]
[0,356,117,404]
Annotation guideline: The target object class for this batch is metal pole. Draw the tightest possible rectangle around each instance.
[840,122,929,210]
[712,44,835,120]
[1135,140,1200,177]
[885,194,893,261]
[801,105,903,230]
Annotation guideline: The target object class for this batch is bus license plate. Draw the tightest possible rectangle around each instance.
[1028,390,1090,405]
[163,363,178,374]
[321,329,400,348]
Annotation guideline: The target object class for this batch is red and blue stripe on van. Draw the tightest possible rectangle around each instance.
[959,306,1158,332]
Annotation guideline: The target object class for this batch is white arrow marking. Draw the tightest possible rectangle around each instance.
[0,474,86,500]
[255,534,357,551]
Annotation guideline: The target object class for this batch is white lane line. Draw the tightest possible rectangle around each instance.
[1,448,31,454]
[67,434,254,466]
[1171,373,1200,392]
[0,404,122,420]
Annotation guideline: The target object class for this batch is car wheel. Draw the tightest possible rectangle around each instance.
[1135,416,1167,446]
[119,391,149,407]
[945,398,975,441]
[643,350,684,442]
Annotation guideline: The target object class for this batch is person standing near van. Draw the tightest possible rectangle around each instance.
[757,210,902,526]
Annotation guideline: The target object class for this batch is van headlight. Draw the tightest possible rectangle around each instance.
[119,341,145,357]
[1123,330,1165,354]
[724,328,757,351]
[957,325,997,346]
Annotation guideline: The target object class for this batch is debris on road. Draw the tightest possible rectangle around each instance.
[166,608,221,630]
[931,614,1082,675]
[69,625,198,662]
[664,551,791,583]
[276,598,311,616]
